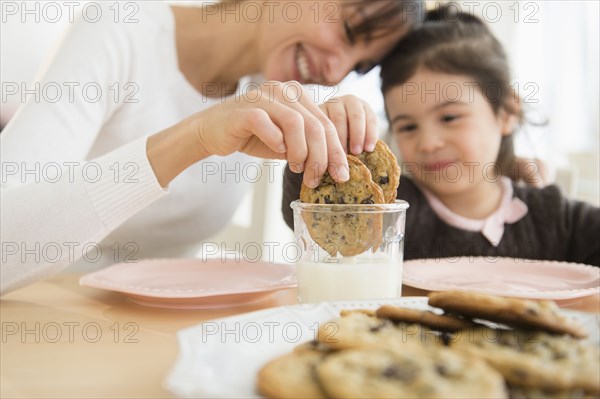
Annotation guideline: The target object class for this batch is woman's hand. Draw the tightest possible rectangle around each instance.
[319,95,380,156]
[192,81,349,188]
[147,85,379,189]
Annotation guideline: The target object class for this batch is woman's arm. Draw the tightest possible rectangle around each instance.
[1,12,166,294]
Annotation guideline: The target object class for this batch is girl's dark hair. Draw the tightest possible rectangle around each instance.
[381,4,522,175]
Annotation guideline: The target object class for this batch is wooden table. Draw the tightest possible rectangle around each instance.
[1,273,598,398]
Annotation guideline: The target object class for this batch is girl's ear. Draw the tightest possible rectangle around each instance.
[500,91,522,136]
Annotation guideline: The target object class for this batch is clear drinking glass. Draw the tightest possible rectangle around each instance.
[290,200,409,303]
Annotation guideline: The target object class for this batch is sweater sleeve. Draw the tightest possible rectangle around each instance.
[0,9,167,294]
[562,195,600,266]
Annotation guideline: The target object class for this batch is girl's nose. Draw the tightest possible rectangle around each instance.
[418,130,444,153]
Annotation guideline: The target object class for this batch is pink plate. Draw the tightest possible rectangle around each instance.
[79,258,297,309]
[403,257,600,300]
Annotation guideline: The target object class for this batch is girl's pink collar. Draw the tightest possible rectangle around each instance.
[419,177,528,246]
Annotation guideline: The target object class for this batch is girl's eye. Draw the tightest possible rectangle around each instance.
[442,114,460,123]
[397,124,417,133]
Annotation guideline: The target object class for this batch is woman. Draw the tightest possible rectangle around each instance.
[0,1,422,293]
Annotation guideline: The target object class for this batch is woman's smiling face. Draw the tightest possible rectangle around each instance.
[257,0,411,85]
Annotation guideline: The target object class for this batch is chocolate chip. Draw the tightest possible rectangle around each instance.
[361,198,374,204]
[353,196,358,203]
[441,332,452,346]
[338,197,346,204]
[435,364,449,376]
[324,195,333,204]
[553,351,567,360]
[381,365,418,382]
[379,176,389,185]
[382,366,399,378]
[369,322,388,333]
[526,306,539,315]
[512,368,529,380]
[309,364,320,382]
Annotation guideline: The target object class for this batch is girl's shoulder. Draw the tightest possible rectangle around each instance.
[513,183,564,204]
[512,182,599,220]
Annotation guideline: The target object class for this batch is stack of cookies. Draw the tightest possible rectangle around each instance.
[257,291,599,398]
[299,140,401,257]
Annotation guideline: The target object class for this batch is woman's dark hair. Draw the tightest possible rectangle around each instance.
[380,4,522,175]
[226,0,426,75]
[343,0,425,74]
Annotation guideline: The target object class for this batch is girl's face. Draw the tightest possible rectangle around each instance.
[258,1,408,85]
[385,69,514,198]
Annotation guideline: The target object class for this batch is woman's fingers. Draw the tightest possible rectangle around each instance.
[288,84,349,186]
[322,99,349,154]
[274,82,327,187]
[321,96,378,155]
[267,82,347,187]
[362,100,379,152]
[234,107,285,150]
[344,96,368,155]
[261,101,308,173]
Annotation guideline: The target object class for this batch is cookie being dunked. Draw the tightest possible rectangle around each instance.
[300,155,385,257]
[357,140,401,203]
[300,155,385,206]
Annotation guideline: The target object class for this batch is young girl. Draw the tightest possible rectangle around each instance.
[282,6,600,265]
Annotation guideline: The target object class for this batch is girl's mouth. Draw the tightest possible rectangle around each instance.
[423,161,456,171]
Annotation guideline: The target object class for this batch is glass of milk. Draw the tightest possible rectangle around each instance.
[290,200,409,303]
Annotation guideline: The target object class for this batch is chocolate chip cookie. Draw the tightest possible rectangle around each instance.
[316,346,508,398]
[299,155,385,257]
[450,327,600,393]
[257,349,328,399]
[293,340,335,354]
[316,312,437,350]
[508,385,590,399]
[428,291,587,338]
[357,140,401,203]
[375,305,478,333]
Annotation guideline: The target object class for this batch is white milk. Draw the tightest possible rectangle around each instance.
[296,258,400,303]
